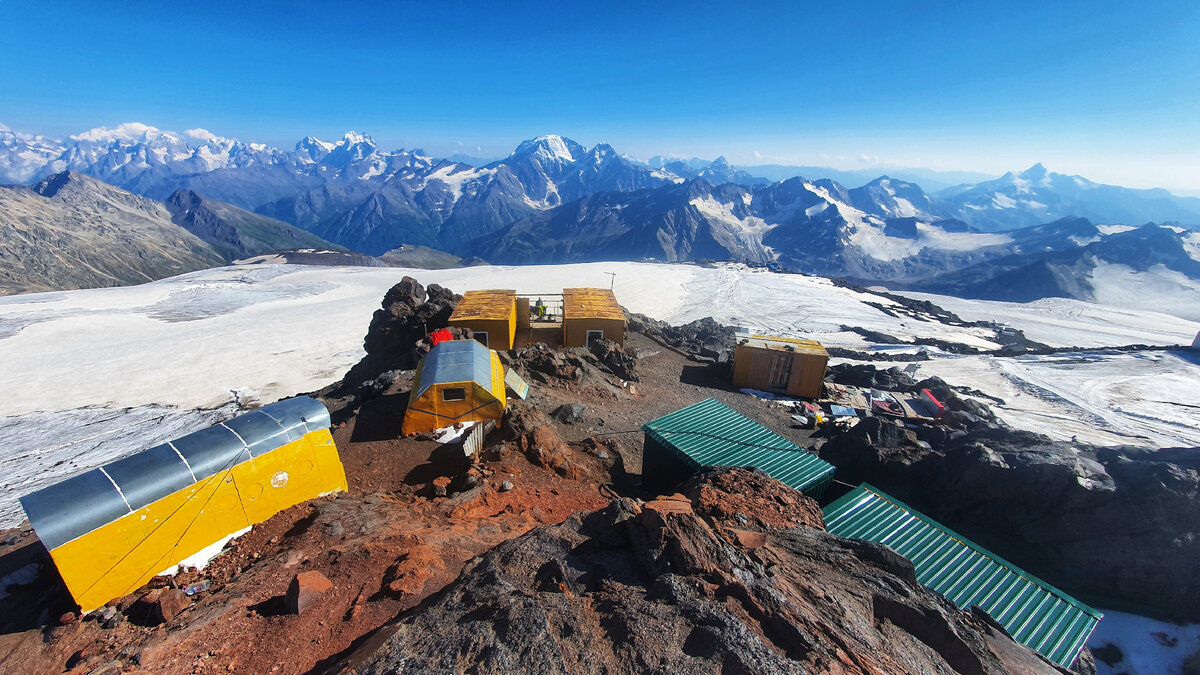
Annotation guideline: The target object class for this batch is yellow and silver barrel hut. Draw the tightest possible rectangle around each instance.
[18,396,347,613]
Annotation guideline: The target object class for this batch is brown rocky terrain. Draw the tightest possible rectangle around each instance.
[336,468,1068,674]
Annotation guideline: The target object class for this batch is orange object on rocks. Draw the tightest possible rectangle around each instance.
[429,328,454,346]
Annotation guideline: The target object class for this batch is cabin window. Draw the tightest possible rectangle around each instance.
[586,329,604,346]
[473,331,488,347]
[442,387,466,402]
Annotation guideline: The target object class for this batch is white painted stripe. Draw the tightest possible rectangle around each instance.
[259,409,301,439]
[219,423,254,460]
[97,467,133,513]
[168,441,197,482]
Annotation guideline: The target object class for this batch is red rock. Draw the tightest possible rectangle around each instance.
[57,611,77,625]
[729,529,767,550]
[154,588,189,623]
[287,570,334,614]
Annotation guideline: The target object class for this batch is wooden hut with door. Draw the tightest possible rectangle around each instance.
[562,288,626,347]
[731,335,828,399]
[448,289,517,350]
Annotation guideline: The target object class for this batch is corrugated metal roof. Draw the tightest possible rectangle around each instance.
[412,339,496,400]
[563,288,625,321]
[19,396,332,550]
[823,484,1102,668]
[642,398,834,493]
[449,289,515,321]
[739,335,828,357]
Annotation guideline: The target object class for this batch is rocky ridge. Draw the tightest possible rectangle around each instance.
[338,468,1069,675]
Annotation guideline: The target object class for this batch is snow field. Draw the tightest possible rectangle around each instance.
[0,261,1197,530]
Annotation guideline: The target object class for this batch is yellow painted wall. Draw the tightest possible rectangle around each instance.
[449,318,516,350]
[563,317,627,347]
[49,429,347,613]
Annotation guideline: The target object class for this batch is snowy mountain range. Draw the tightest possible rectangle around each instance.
[2,122,1200,307]
[4,124,1198,242]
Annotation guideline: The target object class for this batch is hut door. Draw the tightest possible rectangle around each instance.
[768,354,791,390]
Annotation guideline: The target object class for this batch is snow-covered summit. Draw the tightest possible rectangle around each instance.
[340,131,374,146]
[510,134,585,164]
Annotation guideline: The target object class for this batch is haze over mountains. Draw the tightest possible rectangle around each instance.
[2,123,1199,316]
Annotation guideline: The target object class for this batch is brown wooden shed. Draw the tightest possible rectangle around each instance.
[731,335,828,398]
[448,289,517,350]
[562,288,626,347]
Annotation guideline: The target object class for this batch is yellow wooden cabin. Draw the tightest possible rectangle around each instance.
[731,335,829,399]
[562,288,626,347]
[402,339,507,435]
[448,289,517,350]
[18,397,347,613]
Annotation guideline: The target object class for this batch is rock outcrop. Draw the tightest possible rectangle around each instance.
[315,276,460,420]
[628,313,735,363]
[337,469,1067,674]
[821,418,1200,623]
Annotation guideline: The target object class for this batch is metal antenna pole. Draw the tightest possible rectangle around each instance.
[605,272,616,290]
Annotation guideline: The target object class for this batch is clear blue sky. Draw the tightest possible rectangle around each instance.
[1,1,1197,191]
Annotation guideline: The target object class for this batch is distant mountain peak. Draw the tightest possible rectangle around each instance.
[339,131,375,146]
[1021,162,1049,178]
[32,170,108,198]
[511,135,583,163]
[297,136,335,151]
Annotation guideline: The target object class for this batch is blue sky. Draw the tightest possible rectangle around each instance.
[1,1,1197,191]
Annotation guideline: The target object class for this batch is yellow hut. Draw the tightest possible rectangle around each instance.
[562,288,626,347]
[448,289,517,350]
[731,335,829,399]
[18,397,347,613]
[402,339,507,435]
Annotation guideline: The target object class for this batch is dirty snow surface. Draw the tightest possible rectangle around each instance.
[1088,609,1200,675]
[1,261,1198,527]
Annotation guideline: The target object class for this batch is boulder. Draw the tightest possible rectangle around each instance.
[551,403,586,425]
[588,338,639,381]
[153,588,189,624]
[286,570,333,615]
[504,403,624,485]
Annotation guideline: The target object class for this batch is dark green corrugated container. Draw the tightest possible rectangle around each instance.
[641,398,835,498]
[823,484,1102,669]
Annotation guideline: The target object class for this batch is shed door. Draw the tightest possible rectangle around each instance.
[768,354,791,390]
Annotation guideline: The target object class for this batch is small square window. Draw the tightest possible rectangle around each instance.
[474,331,488,347]
[442,387,466,402]
[586,329,604,346]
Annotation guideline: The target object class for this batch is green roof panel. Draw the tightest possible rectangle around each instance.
[823,484,1102,668]
[642,398,835,496]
